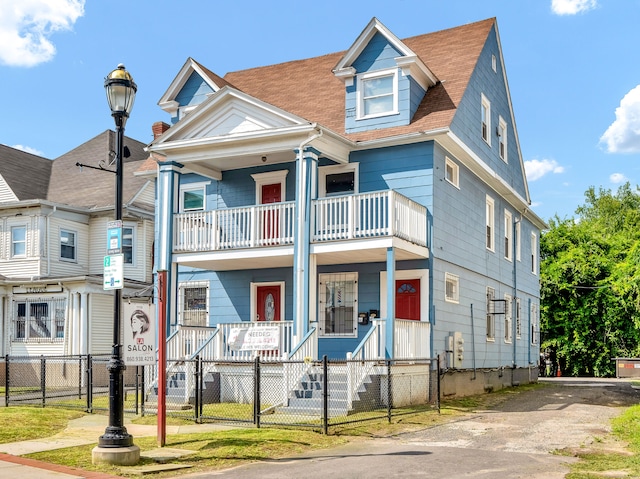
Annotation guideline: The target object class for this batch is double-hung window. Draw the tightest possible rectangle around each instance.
[180,184,206,212]
[504,210,513,261]
[445,273,459,303]
[358,69,398,119]
[319,272,357,337]
[60,229,76,261]
[504,294,512,343]
[486,196,495,251]
[178,282,209,326]
[122,226,134,264]
[481,94,491,145]
[486,287,495,340]
[12,226,26,257]
[498,116,507,162]
[445,157,459,188]
[531,233,538,274]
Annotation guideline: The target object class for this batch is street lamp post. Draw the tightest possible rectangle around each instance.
[93,64,140,465]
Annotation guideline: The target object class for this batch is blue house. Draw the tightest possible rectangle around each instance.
[148,17,545,398]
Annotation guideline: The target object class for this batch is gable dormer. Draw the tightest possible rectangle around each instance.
[334,18,437,134]
[158,58,232,124]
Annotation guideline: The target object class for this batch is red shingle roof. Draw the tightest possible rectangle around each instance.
[222,18,495,142]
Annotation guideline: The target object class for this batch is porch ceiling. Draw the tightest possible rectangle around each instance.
[174,237,428,271]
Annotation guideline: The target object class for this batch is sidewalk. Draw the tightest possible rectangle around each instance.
[0,414,237,479]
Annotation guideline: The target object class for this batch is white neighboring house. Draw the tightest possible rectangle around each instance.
[0,130,155,357]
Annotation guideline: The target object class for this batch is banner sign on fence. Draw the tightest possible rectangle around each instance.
[228,326,280,351]
[123,302,156,365]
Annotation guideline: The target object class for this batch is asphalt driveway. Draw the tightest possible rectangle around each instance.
[180,377,639,479]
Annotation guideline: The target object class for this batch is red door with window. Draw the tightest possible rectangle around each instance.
[261,183,281,243]
[395,279,420,320]
[256,285,281,322]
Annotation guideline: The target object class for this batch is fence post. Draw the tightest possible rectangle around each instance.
[322,355,328,435]
[199,357,204,419]
[254,356,261,428]
[134,366,140,416]
[387,359,392,423]
[141,365,145,417]
[437,354,441,414]
[78,356,83,399]
[41,355,46,408]
[5,355,9,407]
[87,355,93,413]
[194,356,200,424]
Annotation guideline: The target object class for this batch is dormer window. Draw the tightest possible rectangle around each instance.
[357,69,398,119]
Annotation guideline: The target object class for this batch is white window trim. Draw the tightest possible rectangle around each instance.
[504,294,512,343]
[445,156,460,189]
[250,281,286,322]
[531,232,538,275]
[59,228,77,263]
[444,273,459,303]
[504,210,513,262]
[11,225,27,258]
[319,272,358,338]
[179,181,210,212]
[122,224,135,266]
[481,93,491,146]
[251,170,288,204]
[486,195,495,252]
[486,286,495,341]
[318,163,359,198]
[356,68,399,120]
[379,269,429,323]
[178,281,210,326]
[498,116,507,162]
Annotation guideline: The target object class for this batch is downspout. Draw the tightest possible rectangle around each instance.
[294,126,322,343]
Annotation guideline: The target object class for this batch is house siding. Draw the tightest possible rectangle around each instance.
[89,293,114,354]
[175,71,214,108]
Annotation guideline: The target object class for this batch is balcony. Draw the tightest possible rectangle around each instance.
[174,191,428,268]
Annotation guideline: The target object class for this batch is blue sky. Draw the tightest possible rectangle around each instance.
[1,0,639,222]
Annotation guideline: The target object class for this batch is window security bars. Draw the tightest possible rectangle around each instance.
[12,297,67,342]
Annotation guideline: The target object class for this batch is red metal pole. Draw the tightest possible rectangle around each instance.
[157,271,167,447]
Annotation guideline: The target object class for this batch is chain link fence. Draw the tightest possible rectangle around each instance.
[1,354,440,433]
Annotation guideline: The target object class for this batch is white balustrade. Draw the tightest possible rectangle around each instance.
[394,319,430,359]
[217,321,293,361]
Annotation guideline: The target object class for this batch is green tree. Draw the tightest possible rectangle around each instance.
[541,183,640,376]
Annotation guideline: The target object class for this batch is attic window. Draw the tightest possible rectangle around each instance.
[357,69,398,119]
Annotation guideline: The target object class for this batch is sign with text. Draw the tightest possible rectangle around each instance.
[107,220,122,255]
[103,254,124,290]
[123,302,156,365]
[228,326,280,351]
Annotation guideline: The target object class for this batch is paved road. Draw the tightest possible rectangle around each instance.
[179,378,639,479]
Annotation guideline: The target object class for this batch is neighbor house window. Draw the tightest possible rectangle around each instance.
[358,69,398,118]
[504,294,512,343]
[122,226,134,265]
[504,210,513,261]
[445,273,459,303]
[319,272,357,337]
[60,229,76,261]
[12,297,66,342]
[11,226,26,257]
[445,157,459,188]
[178,282,209,327]
[498,116,507,162]
[486,287,495,341]
[486,196,495,251]
[180,183,207,212]
[481,94,491,145]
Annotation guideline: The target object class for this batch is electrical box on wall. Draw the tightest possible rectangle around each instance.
[453,331,464,368]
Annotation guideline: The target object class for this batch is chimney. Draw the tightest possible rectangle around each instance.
[152,121,170,140]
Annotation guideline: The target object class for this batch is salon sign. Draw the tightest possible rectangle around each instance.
[123,302,156,365]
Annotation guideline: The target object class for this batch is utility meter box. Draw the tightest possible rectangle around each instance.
[453,331,464,368]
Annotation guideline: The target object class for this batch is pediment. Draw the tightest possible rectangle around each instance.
[154,86,309,145]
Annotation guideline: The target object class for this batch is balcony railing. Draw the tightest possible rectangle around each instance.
[174,191,427,253]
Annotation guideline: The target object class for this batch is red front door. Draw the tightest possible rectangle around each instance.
[256,285,281,322]
[395,279,420,320]
[261,183,281,241]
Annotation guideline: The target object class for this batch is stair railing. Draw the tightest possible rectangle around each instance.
[347,319,385,409]
[283,323,318,405]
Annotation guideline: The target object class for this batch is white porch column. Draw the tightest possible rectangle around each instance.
[385,247,396,359]
[80,292,88,355]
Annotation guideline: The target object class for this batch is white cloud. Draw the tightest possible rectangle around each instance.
[551,0,598,15]
[11,144,44,156]
[610,173,628,184]
[524,159,565,181]
[0,0,85,67]
[600,85,640,153]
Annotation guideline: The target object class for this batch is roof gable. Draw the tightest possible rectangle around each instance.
[158,58,234,116]
[0,144,51,201]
